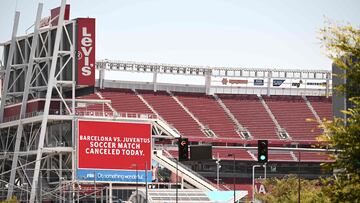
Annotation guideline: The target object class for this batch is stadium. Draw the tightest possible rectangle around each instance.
[0,1,338,203]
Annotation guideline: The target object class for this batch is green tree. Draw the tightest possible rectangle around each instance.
[319,21,360,98]
[255,175,330,203]
[318,22,360,202]
[319,98,360,202]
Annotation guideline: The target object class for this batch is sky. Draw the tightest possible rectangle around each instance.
[0,0,359,71]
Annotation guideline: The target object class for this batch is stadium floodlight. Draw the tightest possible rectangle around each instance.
[258,140,268,163]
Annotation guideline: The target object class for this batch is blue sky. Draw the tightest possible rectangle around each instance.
[0,0,359,70]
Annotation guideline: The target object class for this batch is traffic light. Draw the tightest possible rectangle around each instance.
[178,138,189,161]
[257,140,268,163]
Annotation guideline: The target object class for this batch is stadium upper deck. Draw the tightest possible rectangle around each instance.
[79,88,331,144]
[82,59,332,144]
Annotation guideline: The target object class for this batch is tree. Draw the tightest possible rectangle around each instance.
[318,22,360,202]
[319,97,360,202]
[255,175,330,203]
[319,21,360,98]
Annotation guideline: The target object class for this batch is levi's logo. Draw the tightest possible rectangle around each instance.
[80,27,93,77]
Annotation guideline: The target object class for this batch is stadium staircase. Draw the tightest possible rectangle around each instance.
[213,94,250,139]
[168,91,213,137]
[153,150,218,191]
[138,90,207,138]
[174,92,238,139]
[75,93,113,114]
[302,96,322,125]
[257,95,288,139]
[134,89,161,118]
[99,88,153,115]
[95,91,117,114]
[263,96,321,141]
[218,94,280,140]
[306,96,332,121]
[96,89,180,138]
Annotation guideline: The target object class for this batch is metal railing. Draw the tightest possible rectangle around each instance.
[74,110,157,119]
[2,109,157,123]
[161,149,218,190]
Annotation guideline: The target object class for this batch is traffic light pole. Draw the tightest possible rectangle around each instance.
[252,165,261,203]
[227,153,236,203]
[176,158,178,203]
[263,163,267,179]
[216,153,220,189]
[252,163,267,203]
[232,155,235,203]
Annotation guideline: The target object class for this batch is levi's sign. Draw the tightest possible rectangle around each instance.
[77,18,95,86]
[77,120,152,183]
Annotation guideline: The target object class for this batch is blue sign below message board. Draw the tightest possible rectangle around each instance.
[77,169,152,183]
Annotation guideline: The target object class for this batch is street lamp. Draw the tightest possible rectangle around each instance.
[228,154,236,203]
[216,153,221,189]
[298,151,301,203]
[131,164,138,203]
[94,171,96,203]
[294,142,301,203]
[252,165,261,203]
[136,164,138,203]
[176,157,179,203]
[145,162,148,203]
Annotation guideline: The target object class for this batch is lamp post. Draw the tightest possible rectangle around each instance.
[298,151,301,203]
[131,163,138,203]
[294,142,301,203]
[136,164,138,203]
[252,165,261,203]
[263,163,267,179]
[94,171,96,203]
[176,157,178,203]
[216,153,220,189]
[145,162,148,203]
[228,154,236,203]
